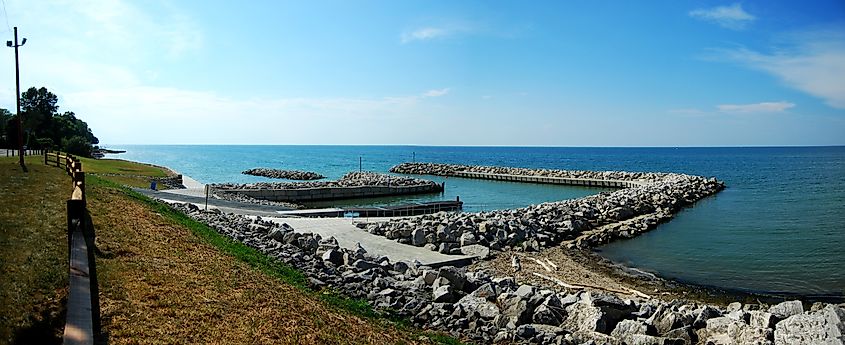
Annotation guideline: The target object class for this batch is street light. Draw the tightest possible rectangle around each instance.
[7,27,26,171]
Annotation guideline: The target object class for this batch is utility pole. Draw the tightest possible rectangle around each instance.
[7,27,27,171]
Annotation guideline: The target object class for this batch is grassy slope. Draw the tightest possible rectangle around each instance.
[83,160,459,344]
[79,157,169,190]
[0,156,69,344]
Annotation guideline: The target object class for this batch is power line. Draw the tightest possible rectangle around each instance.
[0,0,10,33]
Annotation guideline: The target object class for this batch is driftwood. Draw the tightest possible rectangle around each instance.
[527,257,553,272]
[530,271,652,299]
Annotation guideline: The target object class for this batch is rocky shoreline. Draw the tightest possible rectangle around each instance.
[212,171,439,190]
[242,167,325,180]
[166,202,845,344]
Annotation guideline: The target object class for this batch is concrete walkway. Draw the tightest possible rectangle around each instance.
[133,188,290,216]
[265,216,472,267]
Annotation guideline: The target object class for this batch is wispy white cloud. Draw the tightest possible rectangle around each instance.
[402,27,450,43]
[401,22,476,43]
[717,28,845,109]
[63,87,451,143]
[423,88,450,97]
[689,3,755,30]
[717,101,795,113]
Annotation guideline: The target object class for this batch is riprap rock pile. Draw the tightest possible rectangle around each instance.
[391,162,673,183]
[166,202,844,345]
[213,171,439,190]
[242,168,325,180]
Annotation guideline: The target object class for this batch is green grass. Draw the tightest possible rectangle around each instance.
[90,175,464,344]
[78,157,166,177]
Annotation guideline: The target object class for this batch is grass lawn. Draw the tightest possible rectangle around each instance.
[2,156,458,344]
[0,156,69,344]
[78,157,169,189]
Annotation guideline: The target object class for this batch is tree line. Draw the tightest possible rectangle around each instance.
[0,87,99,157]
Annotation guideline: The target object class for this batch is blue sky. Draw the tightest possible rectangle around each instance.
[0,0,843,146]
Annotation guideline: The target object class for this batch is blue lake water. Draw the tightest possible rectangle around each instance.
[109,145,845,297]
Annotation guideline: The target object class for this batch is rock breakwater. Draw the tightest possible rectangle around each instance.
[242,168,325,180]
[362,163,724,252]
[391,162,672,183]
[167,202,844,344]
[214,171,438,190]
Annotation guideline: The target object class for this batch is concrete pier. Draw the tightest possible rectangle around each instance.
[220,184,444,202]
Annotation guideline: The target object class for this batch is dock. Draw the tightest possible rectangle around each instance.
[276,200,462,217]
[217,183,444,202]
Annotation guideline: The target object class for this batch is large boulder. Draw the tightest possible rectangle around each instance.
[769,300,804,319]
[460,232,478,246]
[456,294,500,319]
[532,295,565,325]
[611,319,648,338]
[696,316,773,345]
[460,244,490,259]
[562,301,611,334]
[433,285,454,303]
[321,249,344,266]
[411,229,426,246]
[646,305,691,335]
[437,266,466,291]
[774,304,845,345]
[494,293,531,330]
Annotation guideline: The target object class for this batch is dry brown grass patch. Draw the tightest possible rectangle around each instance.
[89,179,432,344]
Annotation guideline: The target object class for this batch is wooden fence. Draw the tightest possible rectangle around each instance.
[44,150,99,345]
[3,148,45,156]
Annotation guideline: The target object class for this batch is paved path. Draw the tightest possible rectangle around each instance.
[133,188,290,216]
[265,216,472,267]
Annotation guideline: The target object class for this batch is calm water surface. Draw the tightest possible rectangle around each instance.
[110,145,845,297]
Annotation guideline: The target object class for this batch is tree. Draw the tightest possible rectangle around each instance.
[20,87,59,138]
[13,86,99,157]
[0,108,11,147]
[62,136,92,157]
[51,111,99,146]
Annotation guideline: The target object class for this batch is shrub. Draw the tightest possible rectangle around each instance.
[62,135,93,157]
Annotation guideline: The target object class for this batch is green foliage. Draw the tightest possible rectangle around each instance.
[20,87,58,136]
[62,135,93,157]
[4,116,20,148]
[35,137,54,149]
[15,87,99,154]
[0,108,11,146]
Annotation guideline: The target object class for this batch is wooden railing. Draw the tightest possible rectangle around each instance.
[44,150,99,345]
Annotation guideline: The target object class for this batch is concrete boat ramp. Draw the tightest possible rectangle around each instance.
[138,187,473,267]
[265,216,472,267]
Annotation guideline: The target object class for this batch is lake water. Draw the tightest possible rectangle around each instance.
[109,145,845,297]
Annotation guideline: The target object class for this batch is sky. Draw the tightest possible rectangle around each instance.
[0,0,843,146]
